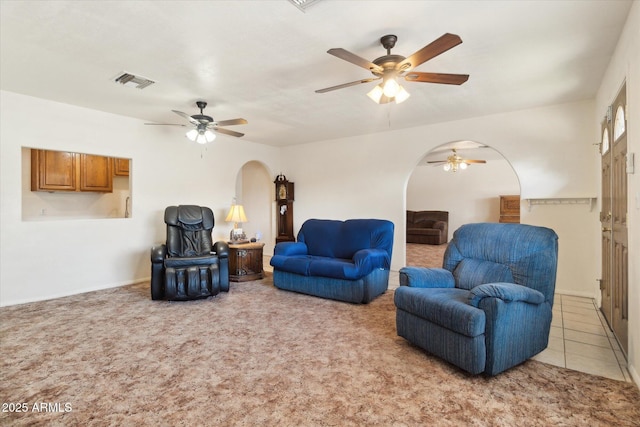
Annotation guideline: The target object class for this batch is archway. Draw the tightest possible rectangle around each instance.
[405,140,520,266]
[231,161,275,256]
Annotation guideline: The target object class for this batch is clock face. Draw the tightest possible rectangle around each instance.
[278,184,287,200]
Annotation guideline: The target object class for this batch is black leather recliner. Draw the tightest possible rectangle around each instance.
[150,205,230,301]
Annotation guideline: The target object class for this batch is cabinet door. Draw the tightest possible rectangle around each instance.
[499,195,520,223]
[79,154,113,192]
[31,149,77,191]
[113,157,130,176]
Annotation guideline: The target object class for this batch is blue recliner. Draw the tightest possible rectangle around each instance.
[394,223,558,376]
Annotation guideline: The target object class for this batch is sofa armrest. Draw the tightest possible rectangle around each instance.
[467,282,545,308]
[353,248,390,270]
[399,267,455,288]
[433,220,447,231]
[274,241,308,256]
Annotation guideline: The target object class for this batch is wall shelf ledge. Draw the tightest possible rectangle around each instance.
[525,197,597,212]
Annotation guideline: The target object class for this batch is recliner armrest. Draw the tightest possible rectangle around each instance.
[151,244,167,264]
[467,282,545,307]
[213,241,229,258]
[274,242,308,256]
[399,267,455,288]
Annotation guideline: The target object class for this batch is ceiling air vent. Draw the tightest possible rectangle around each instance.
[113,72,155,89]
[287,0,323,12]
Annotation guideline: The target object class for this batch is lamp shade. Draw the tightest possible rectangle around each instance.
[186,127,216,144]
[366,84,384,103]
[394,85,410,104]
[382,78,400,98]
[367,83,410,104]
[186,128,198,141]
[225,204,248,224]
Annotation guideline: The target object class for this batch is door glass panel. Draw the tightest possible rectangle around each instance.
[602,127,609,154]
[614,105,625,140]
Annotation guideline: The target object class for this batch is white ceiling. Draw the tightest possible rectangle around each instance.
[0,0,633,147]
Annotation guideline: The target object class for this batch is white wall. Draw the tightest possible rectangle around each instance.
[0,90,282,306]
[595,1,639,386]
[407,155,520,235]
[282,100,599,300]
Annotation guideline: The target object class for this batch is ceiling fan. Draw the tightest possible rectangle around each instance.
[316,33,469,104]
[145,101,247,144]
[427,149,486,172]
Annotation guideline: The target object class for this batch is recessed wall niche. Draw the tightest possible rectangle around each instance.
[21,147,132,221]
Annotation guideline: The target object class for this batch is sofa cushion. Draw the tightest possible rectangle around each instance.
[308,257,361,280]
[394,286,485,337]
[407,228,441,236]
[407,210,448,226]
[272,251,390,281]
[298,219,394,260]
[269,255,312,276]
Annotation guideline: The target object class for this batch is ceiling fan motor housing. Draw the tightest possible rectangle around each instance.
[372,35,409,77]
[192,114,214,124]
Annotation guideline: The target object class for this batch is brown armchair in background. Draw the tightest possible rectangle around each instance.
[406,210,449,245]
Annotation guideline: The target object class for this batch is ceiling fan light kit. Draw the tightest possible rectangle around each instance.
[443,159,468,172]
[316,33,469,104]
[186,127,216,144]
[428,149,486,172]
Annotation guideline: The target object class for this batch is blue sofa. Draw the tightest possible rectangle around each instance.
[270,219,394,303]
[394,223,558,376]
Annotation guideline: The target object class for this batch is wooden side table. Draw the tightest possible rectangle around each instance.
[228,242,265,282]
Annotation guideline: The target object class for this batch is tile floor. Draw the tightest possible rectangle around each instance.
[532,293,631,382]
[274,268,632,383]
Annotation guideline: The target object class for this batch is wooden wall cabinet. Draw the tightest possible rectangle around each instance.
[31,149,77,191]
[499,195,520,223]
[113,157,130,176]
[31,149,113,193]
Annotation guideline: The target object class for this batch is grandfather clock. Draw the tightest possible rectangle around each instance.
[275,174,295,243]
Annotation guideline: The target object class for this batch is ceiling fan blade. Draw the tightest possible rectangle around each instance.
[327,48,384,73]
[144,123,186,127]
[172,110,200,125]
[405,72,469,85]
[426,160,447,164]
[214,127,244,138]
[315,77,380,93]
[397,33,463,72]
[215,118,248,127]
[463,159,487,164]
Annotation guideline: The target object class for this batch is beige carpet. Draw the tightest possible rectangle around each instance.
[406,242,448,268]
[1,274,639,426]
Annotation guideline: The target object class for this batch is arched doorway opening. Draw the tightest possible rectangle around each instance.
[230,161,275,257]
[405,140,520,267]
